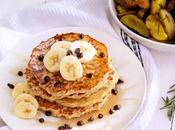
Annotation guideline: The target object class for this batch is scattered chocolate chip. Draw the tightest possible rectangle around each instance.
[66,50,73,56]
[17,71,23,76]
[99,52,105,58]
[64,124,72,129]
[86,73,93,78]
[38,55,44,62]
[7,83,14,89]
[38,118,44,123]
[111,89,118,95]
[118,79,124,84]
[77,120,84,126]
[88,117,94,122]
[98,114,103,119]
[113,105,121,111]
[77,53,83,59]
[75,48,81,54]
[79,33,84,39]
[58,126,65,130]
[109,109,114,114]
[54,80,61,87]
[44,76,50,83]
[45,111,52,116]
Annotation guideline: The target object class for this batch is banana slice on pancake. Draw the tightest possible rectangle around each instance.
[60,56,83,81]
[51,41,72,51]
[70,40,96,63]
[43,47,66,72]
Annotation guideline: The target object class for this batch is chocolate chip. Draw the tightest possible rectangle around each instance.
[17,71,23,76]
[79,33,84,39]
[45,111,52,116]
[44,76,50,83]
[38,55,44,62]
[118,79,124,84]
[109,109,114,114]
[75,48,81,54]
[64,124,72,129]
[86,73,93,78]
[77,53,83,59]
[7,83,14,89]
[99,52,105,58]
[54,80,61,87]
[98,114,103,119]
[111,89,118,95]
[88,117,94,122]
[58,126,65,130]
[113,105,121,111]
[39,118,44,123]
[66,50,73,56]
[77,120,84,126]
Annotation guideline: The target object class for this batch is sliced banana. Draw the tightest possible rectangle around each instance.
[44,47,66,72]
[60,56,83,81]
[51,41,72,51]
[15,94,38,109]
[70,41,96,63]
[14,102,37,119]
[12,82,29,99]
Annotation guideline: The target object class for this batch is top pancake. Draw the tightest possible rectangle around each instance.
[25,33,109,97]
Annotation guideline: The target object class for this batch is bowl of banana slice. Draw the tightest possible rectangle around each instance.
[109,0,175,52]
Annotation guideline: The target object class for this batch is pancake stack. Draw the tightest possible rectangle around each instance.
[25,33,119,119]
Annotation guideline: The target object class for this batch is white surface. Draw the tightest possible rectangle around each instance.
[0,27,146,130]
[0,0,173,130]
[109,0,175,53]
[146,50,175,130]
[0,0,45,19]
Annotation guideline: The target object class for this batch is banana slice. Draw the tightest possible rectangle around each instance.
[70,41,96,63]
[15,94,38,109]
[43,47,66,72]
[12,82,29,99]
[51,41,72,51]
[14,102,37,119]
[60,56,83,81]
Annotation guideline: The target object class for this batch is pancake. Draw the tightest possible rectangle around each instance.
[36,91,111,119]
[25,68,109,99]
[25,33,109,99]
[24,32,119,119]
[29,67,118,108]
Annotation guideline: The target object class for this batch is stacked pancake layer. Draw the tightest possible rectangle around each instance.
[25,33,119,119]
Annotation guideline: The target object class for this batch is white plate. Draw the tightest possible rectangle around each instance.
[109,0,175,53]
[0,27,146,130]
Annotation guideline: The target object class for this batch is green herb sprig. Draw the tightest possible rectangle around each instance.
[161,84,175,130]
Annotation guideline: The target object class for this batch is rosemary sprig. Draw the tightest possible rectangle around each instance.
[170,103,175,130]
[161,84,175,130]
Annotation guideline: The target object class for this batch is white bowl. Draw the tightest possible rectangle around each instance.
[108,0,175,53]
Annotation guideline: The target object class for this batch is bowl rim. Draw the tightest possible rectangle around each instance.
[108,0,175,49]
